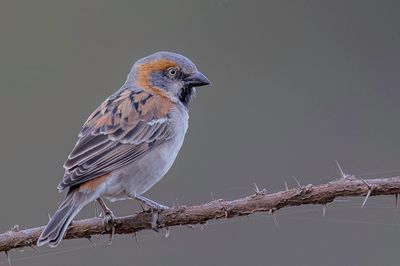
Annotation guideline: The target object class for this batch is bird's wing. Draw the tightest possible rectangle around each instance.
[58,88,175,190]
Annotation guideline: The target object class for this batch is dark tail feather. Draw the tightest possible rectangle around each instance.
[37,189,87,247]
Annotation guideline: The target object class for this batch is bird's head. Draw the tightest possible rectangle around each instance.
[127,51,210,106]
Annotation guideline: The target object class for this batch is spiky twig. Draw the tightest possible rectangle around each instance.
[1,175,400,252]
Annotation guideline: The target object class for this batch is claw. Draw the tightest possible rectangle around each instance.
[151,211,160,232]
[138,202,146,212]
[104,213,116,232]
[108,225,115,246]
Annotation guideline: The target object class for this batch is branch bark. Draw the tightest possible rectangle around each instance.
[1,175,400,252]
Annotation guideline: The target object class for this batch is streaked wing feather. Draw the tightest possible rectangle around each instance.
[58,88,174,190]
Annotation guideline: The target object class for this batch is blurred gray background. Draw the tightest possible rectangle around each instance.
[1,1,400,265]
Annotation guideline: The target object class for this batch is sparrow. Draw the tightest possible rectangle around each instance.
[37,51,210,247]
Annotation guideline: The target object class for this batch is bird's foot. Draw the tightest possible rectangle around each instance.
[131,195,169,232]
[134,195,170,211]
[96,198,116,232]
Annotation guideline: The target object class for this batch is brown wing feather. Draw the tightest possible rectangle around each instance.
[58,88,174,191]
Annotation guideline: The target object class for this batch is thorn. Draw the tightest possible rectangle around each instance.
[358,176,370,187]
[10,225,19,232]
[335,160,347,179]
[253,183,267,195]
[186,224,196,230]
[133,232,139,243]
[210,192,215,201]
[29,245,38,252]
[357,176,373,208]
[269,209,279,228]
[165,227,170,238]
[292,176,302,188]
[284,180,289,191]
[253,183,260,194]
[48,213,52,221]
[272,213,279,228]
[322,204,327,217]
[5,251,11,266]
[87,236,96,246]
[362,189,372,208]
[175,197,180,208]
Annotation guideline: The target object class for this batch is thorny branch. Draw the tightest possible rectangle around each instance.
[1,175,400,253]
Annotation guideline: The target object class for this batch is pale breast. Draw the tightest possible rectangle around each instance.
[103,104,189,201]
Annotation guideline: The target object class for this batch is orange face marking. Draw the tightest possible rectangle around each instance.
[136,59,177,96]
[79,174,110,192]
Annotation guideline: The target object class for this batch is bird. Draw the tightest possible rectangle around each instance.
[37,51,210,247]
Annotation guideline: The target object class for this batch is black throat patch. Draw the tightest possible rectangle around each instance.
[178,86,195,107]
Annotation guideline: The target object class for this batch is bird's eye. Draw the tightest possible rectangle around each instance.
[167,67,178,78]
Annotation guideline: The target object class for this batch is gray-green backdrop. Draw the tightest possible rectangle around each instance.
[1,1,400,265]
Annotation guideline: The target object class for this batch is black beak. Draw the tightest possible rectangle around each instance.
[184,71,211,87]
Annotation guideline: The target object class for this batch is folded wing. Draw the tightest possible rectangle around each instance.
[58,88,174,190]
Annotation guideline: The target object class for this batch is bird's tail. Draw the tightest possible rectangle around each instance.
[37,189,90,247]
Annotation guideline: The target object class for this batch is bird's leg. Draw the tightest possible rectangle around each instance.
[130,195,169,232]
[96,198,116,232]
[96,198,115,217]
